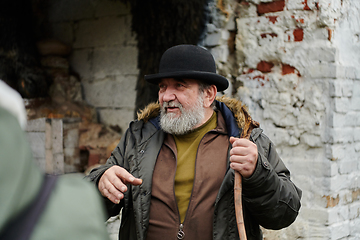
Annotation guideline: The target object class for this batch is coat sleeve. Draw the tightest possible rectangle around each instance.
[241,128,302,230]
[85,127,133,217]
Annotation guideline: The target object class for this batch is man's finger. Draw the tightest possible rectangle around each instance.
[114,167,143,186]
[103,188,122,204]
[230,147,247,157]
[107,184,124,203]
[231,138,253,147]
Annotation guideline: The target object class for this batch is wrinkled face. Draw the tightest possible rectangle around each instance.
[158,78,201,117]
[158,78,205,135]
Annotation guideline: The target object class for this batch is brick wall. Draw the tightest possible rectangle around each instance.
[41,0,360,239]
[46,0,138,133]
[204,0,360,239]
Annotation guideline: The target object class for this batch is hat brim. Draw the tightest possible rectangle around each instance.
[144,71,229,92]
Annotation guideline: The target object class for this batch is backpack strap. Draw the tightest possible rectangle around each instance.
[0,174,58,240]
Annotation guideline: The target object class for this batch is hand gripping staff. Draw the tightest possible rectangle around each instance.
[233,103,259,240]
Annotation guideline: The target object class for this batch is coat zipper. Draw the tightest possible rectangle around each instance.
[170,140,194,240]
[173,129,223,239]
[177,223,185,239]
[169,146,185,240]
[174,132,212,239]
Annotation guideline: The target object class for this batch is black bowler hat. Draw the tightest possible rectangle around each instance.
[145,44,229,92]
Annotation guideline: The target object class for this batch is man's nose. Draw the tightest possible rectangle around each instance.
[162,89,176,102]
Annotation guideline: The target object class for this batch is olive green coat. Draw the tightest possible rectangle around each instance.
[88,97,302,240]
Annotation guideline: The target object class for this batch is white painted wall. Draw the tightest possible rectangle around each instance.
[204,0,360,239]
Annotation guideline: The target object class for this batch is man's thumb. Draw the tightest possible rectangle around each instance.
[229,136,237,145]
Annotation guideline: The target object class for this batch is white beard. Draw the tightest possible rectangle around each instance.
[160,94,205,135]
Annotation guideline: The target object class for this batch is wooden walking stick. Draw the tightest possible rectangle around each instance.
[215,95,259,240]
[234,107,259,240]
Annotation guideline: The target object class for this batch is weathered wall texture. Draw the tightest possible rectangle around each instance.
[204,0,360,239]
[46,0,138,133]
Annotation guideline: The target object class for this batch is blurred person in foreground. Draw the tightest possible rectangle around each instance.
[0,80,110,240]
[87,44,302,240]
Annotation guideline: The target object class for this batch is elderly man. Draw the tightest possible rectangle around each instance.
[87,44,302,240]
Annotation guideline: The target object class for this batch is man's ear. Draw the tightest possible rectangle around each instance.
[203,85,217,108]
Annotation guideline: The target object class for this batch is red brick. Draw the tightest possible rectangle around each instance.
[293,28,304,41]
[303,0,311,10]
[282,64,295,75]
[257,0,285,15]
[261,33,278,38]
[257,61,274,73]
[282,64,301,76]
[266,16,278,24]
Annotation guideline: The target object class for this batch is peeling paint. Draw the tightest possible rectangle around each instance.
[327,27,332,41]
[352,189,360,202]
[324,195,340,208]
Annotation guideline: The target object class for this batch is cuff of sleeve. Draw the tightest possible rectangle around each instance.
[242,152,272,187]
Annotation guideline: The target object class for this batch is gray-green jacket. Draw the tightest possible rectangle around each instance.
[88,97,302,240]
[0,107,110,240]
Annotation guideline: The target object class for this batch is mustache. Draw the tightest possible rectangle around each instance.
[162,101,182,108]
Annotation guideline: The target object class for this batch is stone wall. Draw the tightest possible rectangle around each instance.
[203,0,360,239]
[46,0,138,133]
[26,117,81,174]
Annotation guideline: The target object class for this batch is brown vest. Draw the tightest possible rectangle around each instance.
[146,112,229,240]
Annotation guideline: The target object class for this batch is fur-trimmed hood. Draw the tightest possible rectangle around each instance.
[136,96,259,138]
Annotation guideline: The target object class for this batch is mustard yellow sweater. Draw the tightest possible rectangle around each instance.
[173,112,217,223]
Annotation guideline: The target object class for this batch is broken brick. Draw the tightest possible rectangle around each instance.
[257,61,274,73]
[257,0,285,15]
[261,33,278,38]
[282,64,295,75]
[297,18,305,24]
[266,16,278,24]
[282,64,301,76]
[293,28,304,41]
[303,0,311,10]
